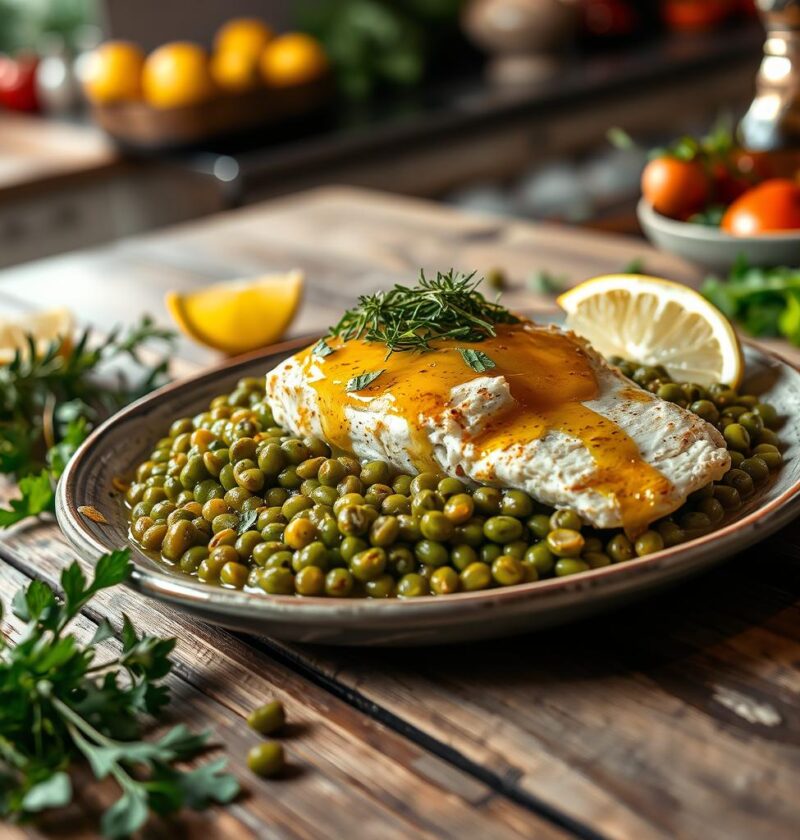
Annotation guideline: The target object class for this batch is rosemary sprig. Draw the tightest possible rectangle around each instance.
[328,270,519,357]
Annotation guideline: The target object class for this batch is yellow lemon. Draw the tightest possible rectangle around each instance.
[215,18,273,58]
[165,271,303,355]
[0,308,74,364]
[82,40,144,104]
[558,274,743,387]
[210,49,261,93]
[142,42,215,109]
[260,33,328,88]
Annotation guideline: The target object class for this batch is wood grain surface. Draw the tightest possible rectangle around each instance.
[1,187,800,839]
[0,114,118,201]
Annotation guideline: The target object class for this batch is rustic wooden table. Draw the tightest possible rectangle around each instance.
[0,115,118,201]
[1,187,799,840]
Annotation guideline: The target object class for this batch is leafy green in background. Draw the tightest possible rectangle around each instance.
[302,0,462,98]
[702,257,800,345]
[0,550,239,837]
[0,316,174,528]
[687,205,726,227]
[527,269,569,294]
[0,0,97,53]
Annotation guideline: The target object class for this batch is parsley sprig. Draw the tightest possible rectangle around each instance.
[328,269,519,357]
[0,316,175,528]
[0,550,239,837]
[702,258,800,344]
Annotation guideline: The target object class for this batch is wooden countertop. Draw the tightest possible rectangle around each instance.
[1,187,800,839]
[0,114,119,202]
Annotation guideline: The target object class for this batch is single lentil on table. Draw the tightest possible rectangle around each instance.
[125,364,783,598]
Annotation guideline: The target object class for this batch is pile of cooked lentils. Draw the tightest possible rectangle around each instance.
[125,363,782,598]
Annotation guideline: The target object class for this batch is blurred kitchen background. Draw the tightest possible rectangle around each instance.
[0,0,762,268]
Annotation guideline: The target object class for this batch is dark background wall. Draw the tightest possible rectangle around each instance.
[100,0,304,49]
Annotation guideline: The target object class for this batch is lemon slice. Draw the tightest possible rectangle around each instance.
[0,308,74,364]
[166,270,303,355]
[557,274,743,388]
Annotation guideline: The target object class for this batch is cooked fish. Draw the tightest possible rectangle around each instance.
[266,321,730,533]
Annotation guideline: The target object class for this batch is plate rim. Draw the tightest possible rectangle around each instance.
[56,335,800,622]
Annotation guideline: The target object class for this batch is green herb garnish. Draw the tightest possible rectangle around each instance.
[527,270,568,295]
[0,316,174,528]
[347,370,385,392]
[312,338,334,358]
[701,258,800,344]
[457,348,496,373]
[687,205,726,227]
[329,270,518,357]
[0,550,239,837]
[0,471,54,527]
[237,509,259,534]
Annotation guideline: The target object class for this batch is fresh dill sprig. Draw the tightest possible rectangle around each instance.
[328,269,519,357]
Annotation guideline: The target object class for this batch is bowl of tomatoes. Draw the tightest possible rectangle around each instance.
[636,134,800,270]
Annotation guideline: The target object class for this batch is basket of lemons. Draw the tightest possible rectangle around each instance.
[82,18,330,149]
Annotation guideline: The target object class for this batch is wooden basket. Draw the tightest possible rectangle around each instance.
[91,77,331,150]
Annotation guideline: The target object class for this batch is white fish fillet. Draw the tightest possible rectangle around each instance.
[265,326,730,529]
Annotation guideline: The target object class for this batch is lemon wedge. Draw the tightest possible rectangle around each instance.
[0,308,74,364]
[557,274,743,388]
[165,270,304,355]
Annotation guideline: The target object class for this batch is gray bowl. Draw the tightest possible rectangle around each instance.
[54,336,800,646]
[637,199,800,272]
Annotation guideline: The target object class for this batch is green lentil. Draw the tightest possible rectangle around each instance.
[366,574,395,598]
[460,562,492,591]
[295,565,326,595]
[414,539,449,567]
[350,547,387,581]
[525,542,555,576]
[325,567,354,597]
[258,567,295,595]
[607,534,634,563]
[491,555,525,586]
[247,742,284,778]
[546,528,584,558]
[420,510,455,541]
[128,364,785,600]
[634,530,664,557]
[397,573,429,597]
[555,558,590,577]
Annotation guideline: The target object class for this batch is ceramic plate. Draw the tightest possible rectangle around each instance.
[56,337,800,646]
[637,199,800,272]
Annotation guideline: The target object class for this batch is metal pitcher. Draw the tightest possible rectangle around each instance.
[740,0,800,150]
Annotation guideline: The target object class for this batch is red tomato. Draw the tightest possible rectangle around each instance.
[721,179,800,236]
[642,156,711,219]
[0,54,39,112]
[661,0,732,31]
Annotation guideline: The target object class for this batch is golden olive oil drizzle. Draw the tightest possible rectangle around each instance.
[298,323,671,533]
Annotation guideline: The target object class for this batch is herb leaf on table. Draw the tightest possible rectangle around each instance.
[0,316,175,528]
[0,549,239,837]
